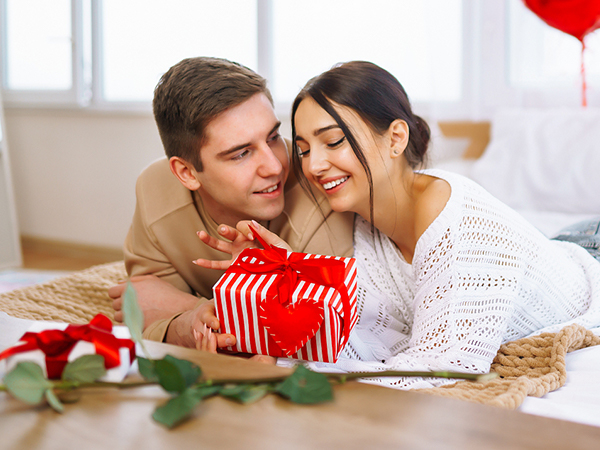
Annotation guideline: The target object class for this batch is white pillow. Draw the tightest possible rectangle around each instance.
[470,108,600,214]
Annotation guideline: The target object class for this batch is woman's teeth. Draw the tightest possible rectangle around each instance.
[323,177,348,190]
[259,185,277,193]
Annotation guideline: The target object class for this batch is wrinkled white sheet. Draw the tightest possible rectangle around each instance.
[520,341,600,428]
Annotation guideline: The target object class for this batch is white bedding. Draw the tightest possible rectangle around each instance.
[432,108,600,428]
[434,158,599,238]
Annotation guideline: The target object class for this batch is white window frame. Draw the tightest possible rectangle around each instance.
[0,0,89,107]
[0,0,594,119]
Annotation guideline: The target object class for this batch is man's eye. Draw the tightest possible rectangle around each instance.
[232,149,250,160]
[327,136,346,148]
[269,133,281,142]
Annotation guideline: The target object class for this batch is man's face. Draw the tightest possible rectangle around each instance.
[194,93,289,226]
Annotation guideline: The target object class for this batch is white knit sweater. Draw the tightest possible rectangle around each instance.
[308,169,600,389]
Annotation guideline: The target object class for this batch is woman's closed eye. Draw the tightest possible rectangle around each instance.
[298,148,310,158]
[327,136,346,149]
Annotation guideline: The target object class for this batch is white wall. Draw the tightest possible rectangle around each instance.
[5,108,165,249]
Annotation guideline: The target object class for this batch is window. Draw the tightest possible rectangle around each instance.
[0,0,464,113]
[1,1,596,117]
[271,0,462,104]
[100,0,257,102]
[5,0,72,91]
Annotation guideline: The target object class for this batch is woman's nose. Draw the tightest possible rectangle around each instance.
[306,146,330,176]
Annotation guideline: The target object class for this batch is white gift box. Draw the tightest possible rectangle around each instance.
[2,321,135,382]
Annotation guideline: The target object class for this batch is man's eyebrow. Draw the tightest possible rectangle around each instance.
[217,121,282,157]
[294,124,340,141]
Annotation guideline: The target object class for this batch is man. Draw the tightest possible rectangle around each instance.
[109,57,353,350]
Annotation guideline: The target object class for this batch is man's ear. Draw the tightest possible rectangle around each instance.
[389,119,409,158]
[169,156,201,190]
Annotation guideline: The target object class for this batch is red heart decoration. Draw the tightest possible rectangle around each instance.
[259,298,324,356]
[524,0,600,42]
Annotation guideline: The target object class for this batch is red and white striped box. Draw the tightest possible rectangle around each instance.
[214,251,357,363]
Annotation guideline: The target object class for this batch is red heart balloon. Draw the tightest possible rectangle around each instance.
[524,0,600,42]
[259,298,324,356]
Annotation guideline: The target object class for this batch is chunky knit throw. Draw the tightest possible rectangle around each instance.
[0,261,125,324]
[421,323,600,408]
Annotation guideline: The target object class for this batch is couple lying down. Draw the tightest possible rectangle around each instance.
[112,59,600,390]
[191,61,600,389]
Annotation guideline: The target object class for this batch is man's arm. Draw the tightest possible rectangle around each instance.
[108,159,225,344]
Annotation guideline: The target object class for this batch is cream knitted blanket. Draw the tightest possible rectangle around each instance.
[1,261,597,409]
[0,261,125,324]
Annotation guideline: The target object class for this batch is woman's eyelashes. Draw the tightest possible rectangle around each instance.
[327,136,346,148]
[297,135,346,158]
[298,148,310,158]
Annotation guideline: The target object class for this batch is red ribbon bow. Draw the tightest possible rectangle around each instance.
[230,226,353,347]
[0,314,136,379]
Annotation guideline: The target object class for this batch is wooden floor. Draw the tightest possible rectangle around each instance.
[20,236,123,272]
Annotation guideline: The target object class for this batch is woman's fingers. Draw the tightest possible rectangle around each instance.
[237,220,292,251]
[192,258,231,270]
[196,230,233,255]
[217,224,241,240]
[192,322,236,353]
[249,354,277,365]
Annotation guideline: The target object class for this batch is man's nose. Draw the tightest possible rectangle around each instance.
[257,143,283,177]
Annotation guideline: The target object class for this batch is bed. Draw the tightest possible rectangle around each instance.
[434,108,600,427]
[1,108,599,432]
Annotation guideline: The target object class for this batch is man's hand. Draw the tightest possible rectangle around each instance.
[108,275,199,327]
[165,300,236,351]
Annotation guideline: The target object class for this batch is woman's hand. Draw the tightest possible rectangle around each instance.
[193,220,292,270]
[237,220,292,252]
[166,300,236,352]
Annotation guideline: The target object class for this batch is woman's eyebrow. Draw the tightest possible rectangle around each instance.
[295,124,341,142]
[314,124,340,136]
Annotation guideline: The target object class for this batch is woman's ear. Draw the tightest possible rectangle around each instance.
[389,119,409,158]
[169,156,201,191]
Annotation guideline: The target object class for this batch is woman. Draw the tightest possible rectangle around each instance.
[196,61,600,389]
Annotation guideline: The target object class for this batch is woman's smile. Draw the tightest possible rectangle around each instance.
[322,176,349,191]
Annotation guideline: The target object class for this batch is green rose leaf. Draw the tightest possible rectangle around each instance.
[152,385,220,429]
[153,356,201,394]
[163,355,202,388]
[62,354,107,383]
[122,282,146,352]
[4,362,53,404]
[45,388,64,413]
[220,383,271,404]
[137,357,159,382]
[276,365,333,404]
[152,388,202,429]
[153,358,186,393]
[152,356,202,393]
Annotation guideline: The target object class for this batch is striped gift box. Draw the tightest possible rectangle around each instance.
[214,251,357,362]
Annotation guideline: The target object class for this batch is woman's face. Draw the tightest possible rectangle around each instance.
[294,97,389,217]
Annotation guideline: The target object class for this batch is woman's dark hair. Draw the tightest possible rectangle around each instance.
[291,61,430,225]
